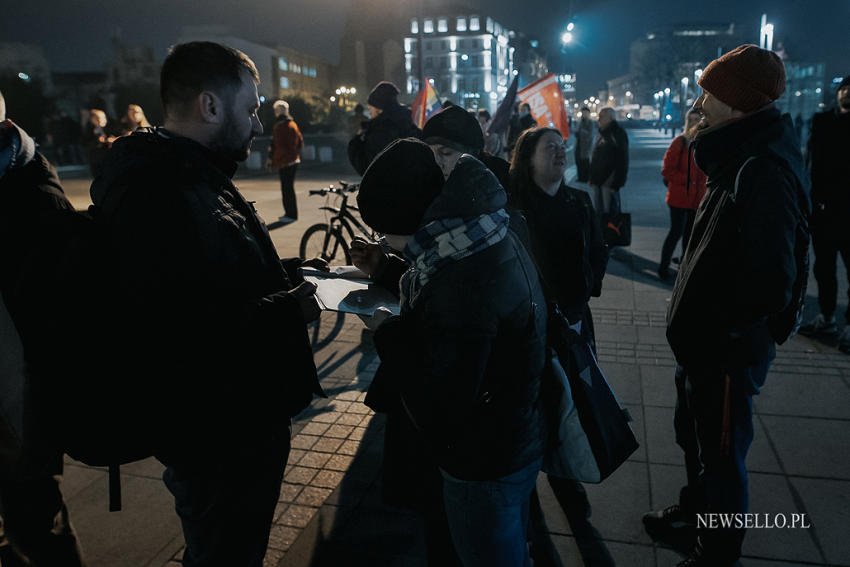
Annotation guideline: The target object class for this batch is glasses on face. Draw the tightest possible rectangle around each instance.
[544,141,568,154]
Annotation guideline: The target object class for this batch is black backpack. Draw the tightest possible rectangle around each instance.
[10,206,154,510]
[763,164,811,344]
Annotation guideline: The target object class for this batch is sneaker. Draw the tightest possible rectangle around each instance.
[798,313,838,338]
[839,327,850,354]
[643,504,696,552]
[672,256,681,265]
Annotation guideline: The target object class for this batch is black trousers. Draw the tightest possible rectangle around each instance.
[278,165,299,219]
[575,155,591,183]
[660,206,696,270]
[811,223,850,320]
[0,458,86,567]
[162,433,290,567]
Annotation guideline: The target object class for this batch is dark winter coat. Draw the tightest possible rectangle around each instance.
[89,128,322,464]
[0,122,73,300]
[348,105,421,175]
[512,182,607,326]
[806,108,850,236]
[373,156,546,481]
[590,120,629,189]
[667,107,810,370]
[506,113,538,152]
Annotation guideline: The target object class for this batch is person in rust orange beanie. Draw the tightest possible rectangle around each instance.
[693,44,786,134]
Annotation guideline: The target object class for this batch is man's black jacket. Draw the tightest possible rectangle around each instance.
[90,129,322,463]
[348,105,420,175]
[667,108,810,369]
[590,120,629,189]
[806,107,850,232]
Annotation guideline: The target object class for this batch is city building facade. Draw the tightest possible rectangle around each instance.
[403,12,515,113]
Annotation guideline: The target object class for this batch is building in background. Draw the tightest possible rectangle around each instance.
[0,42,53,91]
[512,33,548,87]
[337,0,406,103]
[403,11,515,113]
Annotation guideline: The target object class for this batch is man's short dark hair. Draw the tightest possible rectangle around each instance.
[160,41,260,117]
[477,109,491,121]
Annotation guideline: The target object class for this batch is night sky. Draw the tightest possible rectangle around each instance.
[3,0,848,99]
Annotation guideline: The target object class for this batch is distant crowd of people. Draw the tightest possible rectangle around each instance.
[0,38,843,567]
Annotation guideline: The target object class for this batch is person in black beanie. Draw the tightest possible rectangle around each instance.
[347,81,420,175]
[422,105,511,189]
[350,107,531,306]
[359,137,546,567]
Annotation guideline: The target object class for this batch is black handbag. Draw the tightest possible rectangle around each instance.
[603,212,631,247]
[542,307,639,482]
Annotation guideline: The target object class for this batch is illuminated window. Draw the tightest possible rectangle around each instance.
[280,76,289,89]
[278,57,288,71]
[309,68,317,78]
[302,66,309,75]
[438,18,448,32]
[457,17,467,32]
[424,19,434,33]
[469,16,480,31]
[411,19,418,34]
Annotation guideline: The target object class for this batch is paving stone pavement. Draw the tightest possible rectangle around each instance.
[57,129,850,566]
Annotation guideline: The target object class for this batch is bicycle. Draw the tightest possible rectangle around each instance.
[299,180,379,264]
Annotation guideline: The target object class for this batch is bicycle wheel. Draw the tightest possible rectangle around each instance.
[300,223,351,264]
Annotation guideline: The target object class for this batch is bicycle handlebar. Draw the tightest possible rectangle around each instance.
[308,183,360,197]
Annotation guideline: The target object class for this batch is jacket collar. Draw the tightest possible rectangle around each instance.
[156,127,239,179]
[693,107,783,181]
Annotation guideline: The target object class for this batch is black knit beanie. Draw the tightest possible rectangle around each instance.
[357,138,444,235]
[422,105,484,153]
[367,81,400,111]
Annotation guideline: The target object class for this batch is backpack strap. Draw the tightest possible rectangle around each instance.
[732,156,758,199]
[108,463,122,512]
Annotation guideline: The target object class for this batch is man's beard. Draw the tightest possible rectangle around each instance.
[209,111,252,162]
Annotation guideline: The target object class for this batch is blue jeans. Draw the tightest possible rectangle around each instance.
[675,358,770,562]
[441,458,542,567]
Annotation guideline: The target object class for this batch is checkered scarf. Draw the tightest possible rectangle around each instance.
[401,209,510,302]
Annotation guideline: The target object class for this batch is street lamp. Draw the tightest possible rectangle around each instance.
[561,31,573,45]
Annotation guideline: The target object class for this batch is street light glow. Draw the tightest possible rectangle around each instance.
[561,31,573,44]
[567,22,575,32]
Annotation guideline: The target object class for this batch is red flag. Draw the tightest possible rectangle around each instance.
[517,73,571,139]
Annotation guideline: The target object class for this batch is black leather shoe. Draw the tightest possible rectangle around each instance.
[643,504,696,552]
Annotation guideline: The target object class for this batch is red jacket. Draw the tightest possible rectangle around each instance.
[269,117,303,168]
[662,135,707,210]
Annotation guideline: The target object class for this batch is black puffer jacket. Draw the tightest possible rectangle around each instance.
[374,156,546,481]
[667,108,810,369]
[90,128,322,463]
[348,105,421,175]
[590,120,629,189]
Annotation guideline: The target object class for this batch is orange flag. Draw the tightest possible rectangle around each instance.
[517,73,571,139]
